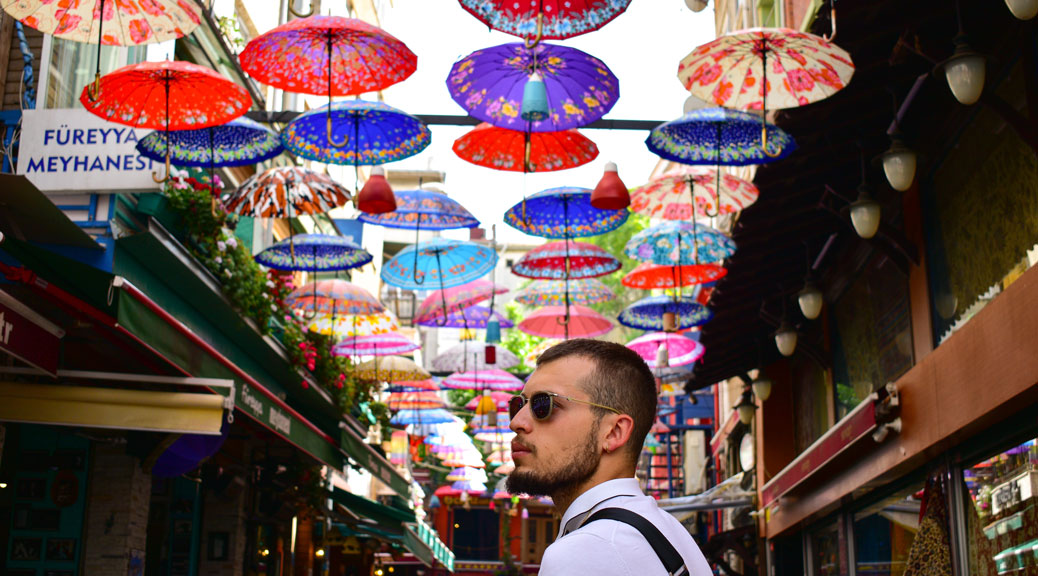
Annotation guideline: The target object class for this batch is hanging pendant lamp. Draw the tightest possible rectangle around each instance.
[590,161,630,210]
[357,166,396,214]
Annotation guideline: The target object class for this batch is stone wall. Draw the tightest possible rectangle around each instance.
[82,442,152,575]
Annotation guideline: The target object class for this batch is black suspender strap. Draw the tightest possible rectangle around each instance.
[583,508,688,576]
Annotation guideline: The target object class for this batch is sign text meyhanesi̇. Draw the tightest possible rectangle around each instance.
[17,109,161,193]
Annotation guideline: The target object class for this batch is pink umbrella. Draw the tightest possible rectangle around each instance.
[414,280,508,325]
[331,332,419,357]
[518,305,612,339]
[627,332,705,368]
[442,369,524,391]
[463,391,516,411]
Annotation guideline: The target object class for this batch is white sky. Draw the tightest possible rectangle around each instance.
[236,0,717,243]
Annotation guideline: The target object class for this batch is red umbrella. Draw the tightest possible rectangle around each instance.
[80,60,250,182]
[414,280,508,325]
[453,123,598,172]
[622,262,728,290]
[512,240,620,280]
[457,0,632,43]
[519,305,613,339]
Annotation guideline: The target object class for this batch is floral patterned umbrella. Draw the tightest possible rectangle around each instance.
[622,262,728,290]
[504,187,627,239]
[448,42,618,133]
[512,240,620,279]
[519,304,612,339]
[678,28,854,150]
[136,116,282,169]
[287,279,384,317]
[627,332,705,368]
[457,0,631,41]
[625,221,737,266]
[356,356,430,382]
[514,278,614,306]
[358,188,479,230]
[255,234,371,272]
[382,237,497,290]
[388,379,440,392]
[414,280,508,326]
[630,166,760,220]
[331,333,419,357]
[415,306,513,330]
[433,342,519,372]
[223,167,352,219]
[463,391,516,411]
[618,295,713,331]
[646,108,796,166]
[387,392,445,411]
[306,310,399,338]
[281,101,430,166]
[442,369,524,391]
[453,123,598,172]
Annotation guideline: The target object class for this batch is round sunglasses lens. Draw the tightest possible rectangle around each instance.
[508,396,524,420]
[530,393,553,419]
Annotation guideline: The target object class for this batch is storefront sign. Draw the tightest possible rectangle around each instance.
[17,109,160,193]
[0,293,63,376]
[233,382,343,470]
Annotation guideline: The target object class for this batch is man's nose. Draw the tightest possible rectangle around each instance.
[509,403,533,434]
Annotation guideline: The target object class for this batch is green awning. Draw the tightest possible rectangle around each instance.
[405,520,455,572]
[332,487,415,528]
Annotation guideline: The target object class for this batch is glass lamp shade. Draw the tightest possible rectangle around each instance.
[881,137,917,192]
[734,392,756,425]
[521,72,549,122]
[357,166,396,214]
[752,377,772,402]
[685,0,709,12]
[944,41,986,106]
[1006,0,1038,19]
[849,188,881,239]
[797,281,824,320]
[774,322,797,357]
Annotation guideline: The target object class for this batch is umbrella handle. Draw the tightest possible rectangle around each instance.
[759,45,782,158]
[86,72,102,102]
[434,250,447,326]
[288,0,314,17]
[151,148,170,184]
[524,12,544,49]
[761,123,783,158]
[702,170,721,218]
[822,0,837,41]
[327,114,348,148]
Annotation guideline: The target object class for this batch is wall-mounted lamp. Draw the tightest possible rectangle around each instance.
[880,134,917,192]
[751,375,772,402]
[797,278,824,320]
[774,319,798,357]
[940,35,986,105]
[734,388,757,425]
[849,184,882,239]
[1005,0,1038,19]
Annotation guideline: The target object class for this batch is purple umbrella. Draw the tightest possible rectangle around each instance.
[415,305,513,329]
[447,42,619,133]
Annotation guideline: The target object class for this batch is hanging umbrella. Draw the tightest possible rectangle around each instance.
[433,342,519,372]
[331,332,419,357]
[434,484,485,497]
[388,379,440,392]
[356,356,430,382]
[678,28,854,151]
[414,280,508,326]
[287,279,384,317]
[358,188,479,230]
[136,116,282,169]
[447,467,488,482]
[463,392,516,411]
[618,295,713,331]
[627,332,705,368]
[256,233,372,272]
[453,123,598,172]
[387,392,445,411]
[382,237,497,290]
[524,339,561,367]
[504,187,627,239]
[281,100,430,167]
[306,310,399,338]
[80,60,250,183]
[415,306,513,330]
[512,240,620,279]
[646,108,797,165]
[474,429,516,443]
[457,0,631,41]
[223,166,352,218]
[391,409,455,426]
[622,262,727,290]
[519,305,612,339]
[442,369,524,391]
[514,278,614,307]
[630,166,760,220]
[448,43,618,133]
[625,221,736,266]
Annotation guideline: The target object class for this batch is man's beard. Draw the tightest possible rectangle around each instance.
[506,426,600,498]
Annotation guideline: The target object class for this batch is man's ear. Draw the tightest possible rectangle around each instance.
[602,414,635,454]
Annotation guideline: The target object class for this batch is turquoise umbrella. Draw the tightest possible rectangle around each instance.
[625,221,736,266]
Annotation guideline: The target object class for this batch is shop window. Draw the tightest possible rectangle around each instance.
[524,515,556,564]
[852,483,924,576]
[451,507,499,561]
[44,39,148,109]
[830,252,913,420]
[925,61,1038,346]
[961,438,1038,575]
[809,521,842,576]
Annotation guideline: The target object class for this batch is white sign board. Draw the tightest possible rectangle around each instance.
[17,109,162,193]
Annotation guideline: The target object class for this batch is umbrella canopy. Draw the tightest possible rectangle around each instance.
[239,15,415,96]
[627,332,706,368]
[331,333,419,357]
[287,279,384,317]
[646,108,796,165]
[4,0,201,45]
[356,356,431,382]
[625,221,736,266]
[448,42,618,132]
[282,101,430,166]
[463,392,516,411]
[622,262,727,290]
[679,28,854,112]
[434,342,519,372]
[512,240,620,279]
[358,189,479,230]
[441,369,524,391]
[81,60,250,130]
[387,392,445,411]
[382,237,498,290]
[514,278,614,307]
[453,123,598,172]
[630,166,760,220]
[136,116,282,168]
[414,280,508,325]
[618,295,713,331]
[447,467,488,482]
[524,339,561,366]
[415,305,513,330]
[518,305,612,339]
[255,234,372,272]
[434,484,485,497]
[306,310,399,338]
[457,0,631,40]
[223,167,352,218]
[504,187,628,239]
[390,408,455,426]
[388,379,440,392]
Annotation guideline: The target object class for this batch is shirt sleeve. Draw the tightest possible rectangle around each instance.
[538,531,634,576]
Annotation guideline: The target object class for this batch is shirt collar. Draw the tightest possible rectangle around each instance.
[558,477,642,534]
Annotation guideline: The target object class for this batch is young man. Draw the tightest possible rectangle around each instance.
[507,339,712,575]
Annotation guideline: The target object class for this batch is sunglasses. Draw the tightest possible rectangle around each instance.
[508,392,622,421]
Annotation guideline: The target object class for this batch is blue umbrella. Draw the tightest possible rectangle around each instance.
[618,295,713,331]
[625,221,736,266]
[646,108,797,166]
[503,186,627,239]
[358,189,479,230]
[255,233,372,272]
[390,408,456,426]
[137,116,283,168]
[382,237,497,291]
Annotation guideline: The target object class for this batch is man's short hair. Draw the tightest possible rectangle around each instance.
[536,339,657,462]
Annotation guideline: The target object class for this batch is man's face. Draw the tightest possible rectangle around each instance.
[506,356,603,497]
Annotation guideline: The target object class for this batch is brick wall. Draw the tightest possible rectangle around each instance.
[82,443,152,575]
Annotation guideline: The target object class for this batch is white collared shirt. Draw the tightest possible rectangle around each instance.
[539,478,713,576]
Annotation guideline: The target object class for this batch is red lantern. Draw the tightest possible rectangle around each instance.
[485,344,497,365]
[357,166,396,214]
[590,161,630,210]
